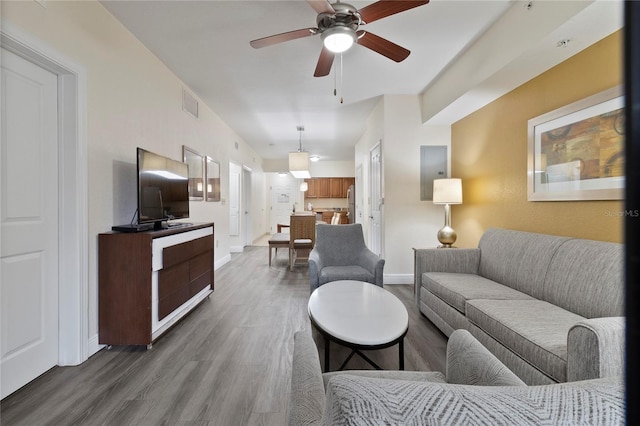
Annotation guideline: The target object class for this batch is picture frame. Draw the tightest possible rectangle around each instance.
[527,86,624,201]
[205,156,221,202]
[182,145,204,201]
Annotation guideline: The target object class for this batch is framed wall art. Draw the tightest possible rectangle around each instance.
[183,145,204,201]
[527,86,624,201]
[205,156,221,202]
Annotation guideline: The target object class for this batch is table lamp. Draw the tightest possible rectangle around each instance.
[433,178,462,248]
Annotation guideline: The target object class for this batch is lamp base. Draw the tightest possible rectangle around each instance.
[437,225,457,248]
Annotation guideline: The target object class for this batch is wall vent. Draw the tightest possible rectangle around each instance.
[182,88,198,118]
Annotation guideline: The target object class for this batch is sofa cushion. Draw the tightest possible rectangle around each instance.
[477,228,569,299]
[319,265,374,285]
[423,272,534,314]
[324,374,623,425]
[322,370,446,390]
[543,239,623,318]
[466,299,586,383]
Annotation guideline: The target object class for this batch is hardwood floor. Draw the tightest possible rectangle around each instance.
[0,245,447,425]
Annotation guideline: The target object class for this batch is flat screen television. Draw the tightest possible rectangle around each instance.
[137,147,190,229]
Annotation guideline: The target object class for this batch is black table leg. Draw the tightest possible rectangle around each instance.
[399,338,404,370]
[324,334,330,372]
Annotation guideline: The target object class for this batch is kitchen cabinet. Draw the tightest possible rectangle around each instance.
[305,178,318,198]
[317,178,331,198]
[321,211,334,223]
[304,177,355,199]
[329,178,344,198]
[342,178,355,196]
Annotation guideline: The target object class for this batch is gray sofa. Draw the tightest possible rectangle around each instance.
[309,223,384,294]
[415,227,625,385]
[288,329,623,425]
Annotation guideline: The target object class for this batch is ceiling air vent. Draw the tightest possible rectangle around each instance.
[182,88,198,118]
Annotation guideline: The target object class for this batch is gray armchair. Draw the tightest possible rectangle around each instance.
[308,223,384,294]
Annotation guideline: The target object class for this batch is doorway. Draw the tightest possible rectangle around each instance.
[369,142,383,257]
[229,162,241,249]
[242,166,252,247]
[1,27,87,399]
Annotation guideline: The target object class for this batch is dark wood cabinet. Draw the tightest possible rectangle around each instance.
[304,177,354,199]
[329,178,344,198]
[342,178,355,196]
[99,223,214,347]
[317,178,331,198]
[305,178,318,198]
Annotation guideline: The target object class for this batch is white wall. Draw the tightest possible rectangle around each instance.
[2,1,266,354]
[382,95,450,282]
[356,95,452,284]
[309,161,355,177]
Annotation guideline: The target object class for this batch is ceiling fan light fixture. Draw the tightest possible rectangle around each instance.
[322,26,356,53]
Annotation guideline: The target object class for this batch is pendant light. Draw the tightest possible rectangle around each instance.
[289,126,311,179]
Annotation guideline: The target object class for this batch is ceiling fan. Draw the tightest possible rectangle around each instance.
[249,0,429,77]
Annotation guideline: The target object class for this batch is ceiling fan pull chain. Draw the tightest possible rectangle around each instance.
[334,60,337,96]
[340,52,344,104]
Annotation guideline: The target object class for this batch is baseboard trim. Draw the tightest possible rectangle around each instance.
[230,245,244,253]
[384,273,413,285]
[88,334,104,358]
[215,254,231,270]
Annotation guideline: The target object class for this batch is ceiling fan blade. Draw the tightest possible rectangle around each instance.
[358,0,429,24]
[357,31,410,62]
[307,0,335,15]
[250,28,318,49]
[314,47,335,77]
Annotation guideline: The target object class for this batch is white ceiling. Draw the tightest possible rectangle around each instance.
[101,0,623,162]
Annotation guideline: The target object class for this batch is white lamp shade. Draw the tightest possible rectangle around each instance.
[289,151,311,179]
[433,178,462,204]
[300,181,308,192]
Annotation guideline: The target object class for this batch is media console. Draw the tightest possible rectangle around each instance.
[98,222,214,348]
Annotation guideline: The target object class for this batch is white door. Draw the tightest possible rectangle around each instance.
[369,143,383,256]
[242,167,252,246]
[1,48,59,399]
[270,174,295,233]
[229,162,241,236]
[356,164,363,223]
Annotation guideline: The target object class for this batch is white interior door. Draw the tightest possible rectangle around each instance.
[270,174,295,233]
[369,143,383,256]
[229,162,241,236]
[242,167,252,246]
[356,164,363,223]
[1,48,59,398]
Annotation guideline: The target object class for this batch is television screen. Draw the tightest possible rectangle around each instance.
[137,148,189,226]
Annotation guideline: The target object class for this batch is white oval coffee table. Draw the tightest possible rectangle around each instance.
[308,280,409,371]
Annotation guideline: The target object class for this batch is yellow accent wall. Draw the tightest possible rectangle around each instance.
[451,31,623,247]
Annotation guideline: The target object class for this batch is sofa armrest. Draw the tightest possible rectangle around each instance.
[289,331,325,426]
[357,249,385,287]
[414,247,480,282]
[308,249,323,294]
[567,317,625,382]
[446,329,526,386]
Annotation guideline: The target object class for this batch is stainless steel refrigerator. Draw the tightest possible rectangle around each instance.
[347,185,355,224]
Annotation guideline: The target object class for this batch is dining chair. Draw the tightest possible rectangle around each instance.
[289,213,317,271]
